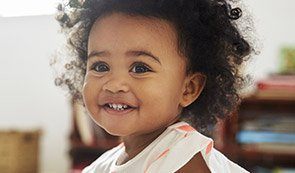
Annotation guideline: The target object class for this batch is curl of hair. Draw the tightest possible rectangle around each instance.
[52,0,256,134]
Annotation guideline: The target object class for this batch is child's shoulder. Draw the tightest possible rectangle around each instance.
[82,121,249,173]
[146,121,250,172]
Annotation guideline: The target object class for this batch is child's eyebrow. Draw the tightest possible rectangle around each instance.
[87,50,161,65]
[87,51,110,59]
[126,50,161,65]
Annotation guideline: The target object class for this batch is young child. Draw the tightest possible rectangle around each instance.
[54,0,254,172]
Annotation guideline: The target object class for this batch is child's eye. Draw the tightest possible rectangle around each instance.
[90,61,109,72]
[130,62,152,74]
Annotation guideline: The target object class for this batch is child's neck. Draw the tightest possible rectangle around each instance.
[119,120,180,165]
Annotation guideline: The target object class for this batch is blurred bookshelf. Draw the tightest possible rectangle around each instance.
[215,74,295,173]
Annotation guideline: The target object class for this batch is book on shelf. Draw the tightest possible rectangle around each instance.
[240,116,295,133]
[253,74,295,100]
[236,130,295,144]
[237,108,295,156]
[257,75,295,90]
[279,47,295,75]
[254,166,295,173]
[241,143,295,154]
[254,90,295,100]
[273,167,295,173]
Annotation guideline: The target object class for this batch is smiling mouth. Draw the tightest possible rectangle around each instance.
[102,103,137,115]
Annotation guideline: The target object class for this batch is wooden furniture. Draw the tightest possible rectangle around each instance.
[218,97,295,171]
[0,130,41,173]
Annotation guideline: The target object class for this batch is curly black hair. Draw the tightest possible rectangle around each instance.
[52,0,255,134]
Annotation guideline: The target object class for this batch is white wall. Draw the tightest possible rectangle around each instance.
[0,1,295,173]
[244,0,295,80]
[0,15,71,173]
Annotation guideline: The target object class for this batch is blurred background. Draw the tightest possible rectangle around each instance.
[0,0,294,173]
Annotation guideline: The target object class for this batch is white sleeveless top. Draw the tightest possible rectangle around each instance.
[82,121,249,173]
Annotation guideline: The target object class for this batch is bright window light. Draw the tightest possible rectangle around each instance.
[0,0,60,17]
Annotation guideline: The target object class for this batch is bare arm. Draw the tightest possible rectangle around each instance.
[175,152,211,173]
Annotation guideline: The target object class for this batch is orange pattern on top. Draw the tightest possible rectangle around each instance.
[206,141,213,155]
[144,148,170,173]
[156,148,170,160]
[176,125,196,132]
[143,124,198,172]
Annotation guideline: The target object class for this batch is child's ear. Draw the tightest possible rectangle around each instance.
[180,73,206,107]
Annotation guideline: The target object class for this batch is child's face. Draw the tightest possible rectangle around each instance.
[82,13,191,136]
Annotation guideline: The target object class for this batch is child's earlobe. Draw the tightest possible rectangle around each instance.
[180,73,206,107]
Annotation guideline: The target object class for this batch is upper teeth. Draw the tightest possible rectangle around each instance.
[108,103,128,110]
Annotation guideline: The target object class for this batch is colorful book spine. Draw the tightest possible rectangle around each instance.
[236,130,295,144]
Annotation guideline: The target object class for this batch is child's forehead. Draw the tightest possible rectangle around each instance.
[91,13,177,40]
[87,13,188,68]
[88,13,181,55]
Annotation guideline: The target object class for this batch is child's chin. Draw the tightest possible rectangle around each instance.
[94,120,136,137]
[103,126,132,137]
[105,129,122,136]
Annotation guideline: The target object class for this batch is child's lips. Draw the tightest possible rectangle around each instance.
[99,98,139,109]
[103,102,137,109]
[102,105,137,116]
[98,94,140,114]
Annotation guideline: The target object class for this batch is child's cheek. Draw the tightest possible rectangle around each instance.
[82,76,97,105]
[81,80,91,106]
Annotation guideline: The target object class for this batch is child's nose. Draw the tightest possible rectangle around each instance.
[102,74,130,93]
